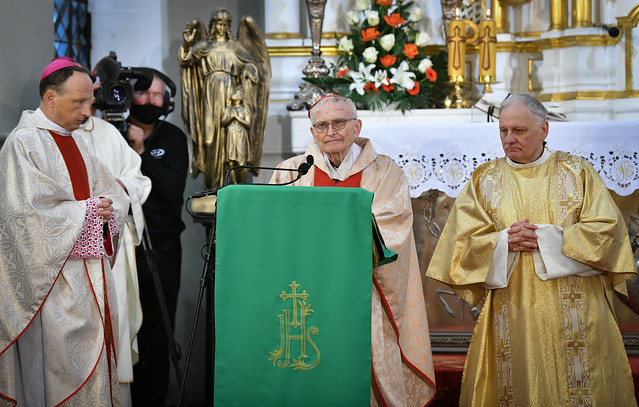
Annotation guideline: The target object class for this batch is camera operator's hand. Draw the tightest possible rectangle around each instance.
[127,124,146,155]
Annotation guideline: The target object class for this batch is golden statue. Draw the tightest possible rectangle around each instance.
[222,86,252,167]
[179,9,271,188]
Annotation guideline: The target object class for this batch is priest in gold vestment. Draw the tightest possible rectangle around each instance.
[271,95,436,406]
[427,94,637,406]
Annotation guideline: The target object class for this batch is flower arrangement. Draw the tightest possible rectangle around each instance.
[305,0,449,112]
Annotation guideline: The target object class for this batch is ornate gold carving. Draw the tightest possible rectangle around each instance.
[268,281,320,370]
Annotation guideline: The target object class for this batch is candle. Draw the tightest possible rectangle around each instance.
[447,8,465,82]
[478,8,497,82]
[447,8,477,82]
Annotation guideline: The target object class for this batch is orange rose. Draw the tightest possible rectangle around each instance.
[403,43,419,59]
[384,13,405,27]
[379,54,397,68]
[364,82,379,93]
[337,68,350,78]
[376,0,392,6]
[361,27,381,42]
[381,83,395,92]
[425,67,437,82]
[407,81,420,95]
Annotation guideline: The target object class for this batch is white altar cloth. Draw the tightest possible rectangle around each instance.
[362,121,639,198]
[287,115,639,198]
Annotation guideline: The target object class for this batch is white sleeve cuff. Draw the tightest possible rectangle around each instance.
[533,224,601,280]
[483,230,520,289]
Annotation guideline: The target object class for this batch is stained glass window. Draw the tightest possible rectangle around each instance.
[54,0,91,67]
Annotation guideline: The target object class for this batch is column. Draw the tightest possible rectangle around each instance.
[572,0,592,27]
[549,0,569,30]
[493,0,510,33]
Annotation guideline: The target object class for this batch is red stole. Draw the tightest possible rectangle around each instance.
[314,166,362,187]
[49,131,90,200]
[49,131,117,388]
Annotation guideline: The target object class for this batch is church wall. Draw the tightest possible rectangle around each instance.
[0,0,54,138]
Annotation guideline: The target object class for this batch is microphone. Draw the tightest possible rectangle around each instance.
[297,155,314,176]
[223,155,315,186]
[190,155,315,198]
[594,23,620,38]
[189,186,223,199]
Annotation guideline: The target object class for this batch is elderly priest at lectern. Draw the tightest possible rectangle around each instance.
[271,95,436,406]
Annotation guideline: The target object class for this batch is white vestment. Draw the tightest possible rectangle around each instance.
[0,110,130,406]
[77,117,151,401]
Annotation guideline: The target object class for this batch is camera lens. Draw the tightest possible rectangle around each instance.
[110,84,127,103]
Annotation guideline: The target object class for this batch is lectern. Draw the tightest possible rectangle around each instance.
[214,185,391,405]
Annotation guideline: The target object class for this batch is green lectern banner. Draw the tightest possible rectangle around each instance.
[214,185,373,406]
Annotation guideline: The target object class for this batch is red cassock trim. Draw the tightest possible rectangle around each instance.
[313,166,363,187]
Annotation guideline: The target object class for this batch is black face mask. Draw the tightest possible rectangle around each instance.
[130,104,163,124]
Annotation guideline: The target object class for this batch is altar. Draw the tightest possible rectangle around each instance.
[288,111,639,198]
[288,111,639,403]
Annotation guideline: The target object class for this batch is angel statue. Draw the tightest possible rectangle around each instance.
[178,8,271,189]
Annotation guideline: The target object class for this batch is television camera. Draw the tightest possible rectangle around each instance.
[93,51,153,135]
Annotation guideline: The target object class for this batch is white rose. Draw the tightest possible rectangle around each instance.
[366,10,380,26]
[355,0,370,11]
[418,58,433,72]
[379,34,395,51]
[409,7,424,22]
[363,46,379,63]
[415,32,431,47]
[345,10,360,26]
[338,36,354,53]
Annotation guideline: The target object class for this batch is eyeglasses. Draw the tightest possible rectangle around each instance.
[312,118,357,133]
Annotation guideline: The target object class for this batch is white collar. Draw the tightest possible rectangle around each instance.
[35,108,73,136]
[507,146,553,168]
[322,143,362,181]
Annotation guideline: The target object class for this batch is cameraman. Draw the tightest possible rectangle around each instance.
[126,70,188,407]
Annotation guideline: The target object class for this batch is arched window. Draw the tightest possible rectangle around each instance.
[54,0,91,67]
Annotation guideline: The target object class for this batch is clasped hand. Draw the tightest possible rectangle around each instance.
[507,219,538,252]
[97,197,114,224]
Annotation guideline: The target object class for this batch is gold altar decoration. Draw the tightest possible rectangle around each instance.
[478,9,497,92]
[178,8,271,189]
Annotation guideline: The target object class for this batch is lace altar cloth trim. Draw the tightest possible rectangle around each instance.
[365,121,639,198]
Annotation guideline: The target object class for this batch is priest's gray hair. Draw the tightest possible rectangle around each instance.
[500,94,548,124]
[309,95,358,122]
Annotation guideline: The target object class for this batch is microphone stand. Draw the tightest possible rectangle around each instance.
[177,202,216,407]
[177,156,314,406]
